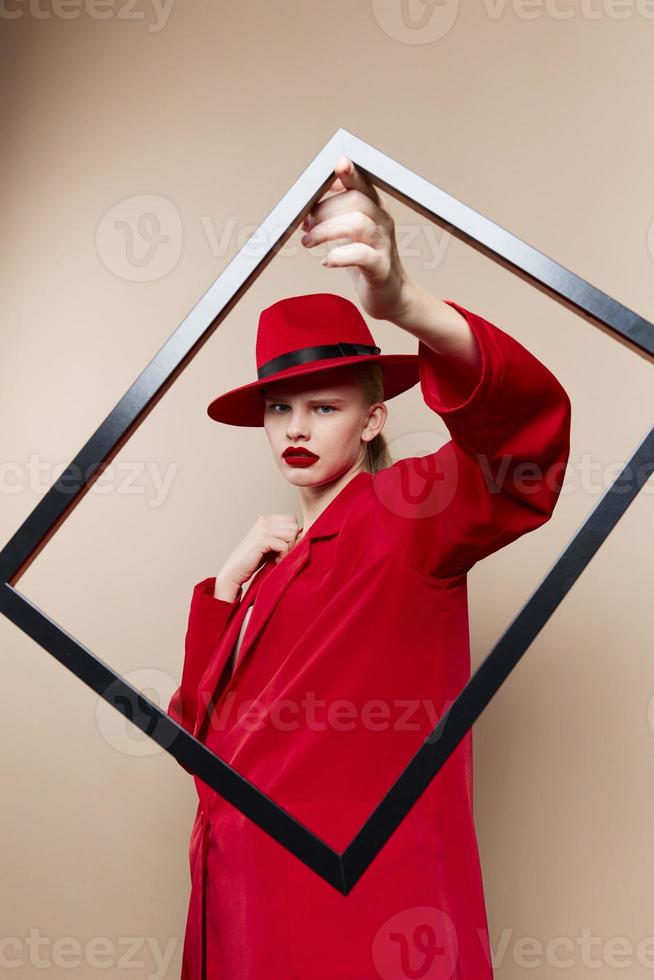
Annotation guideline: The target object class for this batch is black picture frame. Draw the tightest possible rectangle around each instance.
[1,128,652,895]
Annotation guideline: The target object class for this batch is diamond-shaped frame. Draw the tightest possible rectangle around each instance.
[1,128,652,896]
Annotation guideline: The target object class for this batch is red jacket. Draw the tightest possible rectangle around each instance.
[168,299,572,980]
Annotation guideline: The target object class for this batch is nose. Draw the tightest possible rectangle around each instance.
[285,409,311,440]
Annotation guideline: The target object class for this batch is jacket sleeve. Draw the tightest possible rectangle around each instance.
[396,299,572,579]
[167,576,242,742]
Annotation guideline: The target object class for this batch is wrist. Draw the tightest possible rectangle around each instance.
[389,286,476,359]
[386,274,428,331]
[213,574,241,603]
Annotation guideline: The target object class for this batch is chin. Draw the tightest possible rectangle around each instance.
[280,461,339,487]
[283,467,322,486]
[284,462,355,491]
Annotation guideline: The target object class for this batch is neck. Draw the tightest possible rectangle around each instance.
[297,463,367,532]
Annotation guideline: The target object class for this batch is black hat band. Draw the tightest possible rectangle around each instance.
[257,342,381,380]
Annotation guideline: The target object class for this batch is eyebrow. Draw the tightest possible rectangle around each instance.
[264,395,348,404]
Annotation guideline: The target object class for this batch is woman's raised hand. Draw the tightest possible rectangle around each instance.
[215,514,303,597]
[300,155,413,325]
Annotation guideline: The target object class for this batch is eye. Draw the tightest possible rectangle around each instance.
[265,403,335,414]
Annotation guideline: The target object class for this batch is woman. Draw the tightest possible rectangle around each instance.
[167,157,572,979]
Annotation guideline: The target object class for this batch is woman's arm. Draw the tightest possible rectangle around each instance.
[385,291,572,579]
[391,276,484,405]
[167,517,301,768]
[299,157,571,579]
[167,576,242,740]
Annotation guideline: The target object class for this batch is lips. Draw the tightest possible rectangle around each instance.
[283,447,318,459]
[283,447,319,467]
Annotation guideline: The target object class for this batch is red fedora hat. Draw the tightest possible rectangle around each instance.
[206,292,420,427]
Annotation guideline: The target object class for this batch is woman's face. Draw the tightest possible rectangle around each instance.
[262,368,386,488]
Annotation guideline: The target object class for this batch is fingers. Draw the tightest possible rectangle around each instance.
[302,157,388,234]
[333,155,382,205]
[302,210,383,251]
[318,157,365,199]
[261,516,301,554]
[320,240,380,273]
[268,533,299,564]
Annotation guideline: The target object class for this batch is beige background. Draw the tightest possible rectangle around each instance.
[1,1,653,977]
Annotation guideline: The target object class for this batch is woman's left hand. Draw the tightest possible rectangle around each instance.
[300,155,413,323]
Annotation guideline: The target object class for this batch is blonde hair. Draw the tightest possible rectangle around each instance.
[347,361,393,474]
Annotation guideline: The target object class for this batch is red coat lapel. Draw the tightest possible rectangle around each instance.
[193,471,371,739]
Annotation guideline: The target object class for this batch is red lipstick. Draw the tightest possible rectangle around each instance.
[282,446,320,468]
